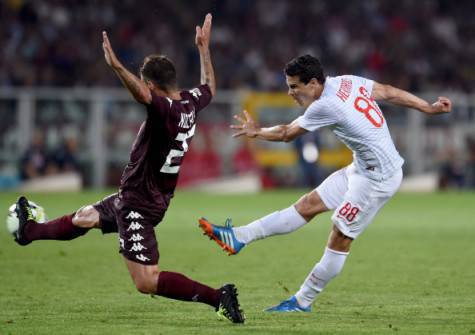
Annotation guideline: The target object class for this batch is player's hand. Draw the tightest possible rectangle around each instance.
[195,13,212,51]
[102,31,121,69]
[428,96,452,114]
[231,110,259,138]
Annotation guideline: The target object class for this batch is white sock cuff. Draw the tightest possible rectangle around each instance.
[325,247,350,256]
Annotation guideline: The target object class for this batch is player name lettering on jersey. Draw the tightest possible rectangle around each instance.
[336,78,352,102]
[178,110,196,128]
[127,222,144,231]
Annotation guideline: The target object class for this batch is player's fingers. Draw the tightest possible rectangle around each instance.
[204,13,212,32]
[230,124,243,129]
[232,131,245,138]
[102,31,110,45]
[195,26,202,44]
[243,110,252,121]
[233,114,246,123]
[205,13,212,26]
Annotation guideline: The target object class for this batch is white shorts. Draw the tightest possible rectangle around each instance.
[316,164,403,239]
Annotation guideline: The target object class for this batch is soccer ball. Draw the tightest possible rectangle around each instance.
[6,201,47,234]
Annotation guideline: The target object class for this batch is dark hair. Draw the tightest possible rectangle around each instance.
[284,54,325,84]
[140,55,177,91]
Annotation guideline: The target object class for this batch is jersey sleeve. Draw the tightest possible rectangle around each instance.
[296,99,339,131]
[188,84,212,112]
[147,92,172,118]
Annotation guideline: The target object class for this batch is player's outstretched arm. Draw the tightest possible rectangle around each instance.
[372,82,451,115]
[102,31,152,104]
[231,110,307,142]
[195,13,216,97]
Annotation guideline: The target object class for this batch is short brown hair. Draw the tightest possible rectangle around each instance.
[284,55,325,84]
[140,55,177,91]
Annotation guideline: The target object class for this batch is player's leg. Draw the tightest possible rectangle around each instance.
[264,167,351,312]
[233,190,328,242]
[14,194,118,246]
[199,167,348,255]
[119,208,245,323]
[291,225,352,310]
[288,167,403,311]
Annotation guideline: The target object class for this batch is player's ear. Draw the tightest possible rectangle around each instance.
[308,78,319,87]
[144,79,155,91]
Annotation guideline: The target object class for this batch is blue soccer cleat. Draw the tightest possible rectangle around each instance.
[198,217,245,255]
[265,296,311,313]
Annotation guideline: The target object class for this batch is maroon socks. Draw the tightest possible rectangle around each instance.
[156,271,220,308]
[25,214,89,242]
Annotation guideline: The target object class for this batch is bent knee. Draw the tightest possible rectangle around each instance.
[72,205,100,228]
[134,274,158,294]
[295,191,328,221]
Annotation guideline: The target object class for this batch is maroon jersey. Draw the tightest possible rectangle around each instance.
[119,84,212,212]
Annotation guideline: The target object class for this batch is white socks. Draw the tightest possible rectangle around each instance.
[295,247,349,308]
[233,206,307,244]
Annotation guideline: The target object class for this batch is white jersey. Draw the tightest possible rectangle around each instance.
[297,75,404,181]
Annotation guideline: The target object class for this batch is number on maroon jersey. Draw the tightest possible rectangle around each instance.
[160,125,195,174]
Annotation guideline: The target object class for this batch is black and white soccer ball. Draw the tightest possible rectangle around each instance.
[6,201,47,234]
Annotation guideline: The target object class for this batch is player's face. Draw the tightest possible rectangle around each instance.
[286,75,319,108]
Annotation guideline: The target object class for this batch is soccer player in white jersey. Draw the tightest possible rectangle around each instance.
[199,54,452,312]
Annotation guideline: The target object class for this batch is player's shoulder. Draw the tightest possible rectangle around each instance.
[182,84,211,100]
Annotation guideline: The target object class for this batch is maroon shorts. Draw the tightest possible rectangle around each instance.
[93,193,169,265]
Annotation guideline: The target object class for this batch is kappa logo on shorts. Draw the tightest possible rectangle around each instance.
[128,233,144,242]
[129,242,147,252]
[127,222,144,231]
[119,238,125,250]
[136,254,150,262]
[126,211,144,220]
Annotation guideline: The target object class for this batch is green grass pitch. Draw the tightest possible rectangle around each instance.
[0,190,474,334]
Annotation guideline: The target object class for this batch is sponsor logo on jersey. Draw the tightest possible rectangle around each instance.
[128,233,144,242]
[127,222,144,231]
[136,254,151,262]
[189,87,202,99]
[126,211,144,220]
[129,242,147,252]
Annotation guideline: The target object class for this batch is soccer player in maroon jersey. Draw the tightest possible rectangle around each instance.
[11,13,244,323]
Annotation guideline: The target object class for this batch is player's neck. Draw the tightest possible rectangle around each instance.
[153,88,182,100]
[314,83,324,100]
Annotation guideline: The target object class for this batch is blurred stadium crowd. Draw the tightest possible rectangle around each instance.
[0,0,474,190]
[1,0,474,92]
